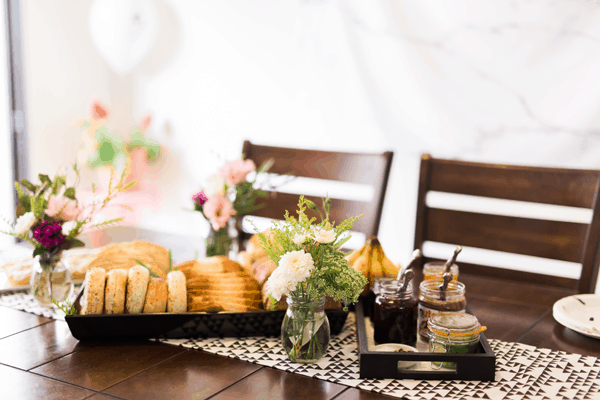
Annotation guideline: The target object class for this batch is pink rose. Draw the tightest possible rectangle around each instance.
[140,114,152,131]
[218,159,256,186]
[46,196,80,221]
[202,194,236,230]
[90,99,109,120]
[192,191,208,206]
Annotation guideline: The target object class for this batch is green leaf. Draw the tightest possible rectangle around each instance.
[33,247,47,258]
[63,187,76,200]
[168,250,174,272]
[30,196,45,219]
[38,174,51,185]
[257,158,274,174]
[68,239,86,249]
[134,259,160,278]
[51,176,66,195]
[20,179,36,193]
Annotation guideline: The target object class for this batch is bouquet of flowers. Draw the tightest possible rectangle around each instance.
[255,196,367,363]
[191,157,275,257]
[1,165,134,304]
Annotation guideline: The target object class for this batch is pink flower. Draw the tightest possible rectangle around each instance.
[218,159,256,186]
[90,99,109,120]
[192,191,208,206]
[203,194,236,230]
[46,196,80,221]
[140,114,152,131]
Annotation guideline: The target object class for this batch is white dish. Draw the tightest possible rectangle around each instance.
[372,344,418,369]
[552,294,600,339]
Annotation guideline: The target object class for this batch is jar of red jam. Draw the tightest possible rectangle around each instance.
[372,280,418,345]
[417,279,466,341]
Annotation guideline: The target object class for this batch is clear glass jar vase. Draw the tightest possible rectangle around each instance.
[206,218,239,258]
[281,294,330,363]
[30,253,74,306]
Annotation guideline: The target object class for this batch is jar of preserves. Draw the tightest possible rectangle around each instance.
[427,312,485,369]
[372,280,418,345]
[418,279,466,341]
[423,261,459,281]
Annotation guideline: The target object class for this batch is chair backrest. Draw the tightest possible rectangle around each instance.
[414,154,600,294]
[240,140,394,246]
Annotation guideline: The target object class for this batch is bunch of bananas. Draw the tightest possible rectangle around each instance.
[345,237,401,295]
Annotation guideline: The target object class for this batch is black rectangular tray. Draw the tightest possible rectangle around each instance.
[356,299,496,381]
[65,285,348,340]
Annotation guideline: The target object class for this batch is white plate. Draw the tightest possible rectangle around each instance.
[552,294,600,339]
[372,344,418,368]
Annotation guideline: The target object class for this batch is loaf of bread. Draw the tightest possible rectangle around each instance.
[82,241,169,280]
[2,258,34,286]
[167,271,187,313]
[103,269,127,314]
[143,277,168,313]
[126,265,150,314]
[80,268,106,315]
[178,256,262,312]
[63,248,102,281]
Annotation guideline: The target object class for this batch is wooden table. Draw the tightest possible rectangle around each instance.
[1,273,597,400]
[1,230,599,399]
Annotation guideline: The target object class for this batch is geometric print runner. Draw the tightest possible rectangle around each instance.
[158,314,600,400]
[1,290,600,399]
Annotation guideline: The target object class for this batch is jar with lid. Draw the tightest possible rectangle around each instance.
[418,279,466,341]
[368,276,396,319]
[372,280,418,345]
[427,312,484,369]
[423,261,459,281]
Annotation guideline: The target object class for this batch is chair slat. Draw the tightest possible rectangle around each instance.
[429,159,599,208]
[426,208,587,263]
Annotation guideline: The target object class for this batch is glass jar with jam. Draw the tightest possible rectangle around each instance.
[372,280,418,345]
[427,312,484,369]
[368,276,397,319]
[417,279,466,341]
[423,261,459,281]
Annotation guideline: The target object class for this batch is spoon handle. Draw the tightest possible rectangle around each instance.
[443,246,462,274]
[397,249,422,281]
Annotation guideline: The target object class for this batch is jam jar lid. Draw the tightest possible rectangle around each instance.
[379,279,413,295]
[427,312,482,338]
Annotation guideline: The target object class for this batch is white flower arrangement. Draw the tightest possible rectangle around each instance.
[256,196,367,309]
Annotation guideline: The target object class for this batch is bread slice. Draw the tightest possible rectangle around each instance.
[143,278,168,313]
[167,271,187,313]
[80,268,106,315]
[126,265,150,314]
[104,269,127,314]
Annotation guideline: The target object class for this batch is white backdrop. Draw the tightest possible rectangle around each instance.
[17,0,600,288]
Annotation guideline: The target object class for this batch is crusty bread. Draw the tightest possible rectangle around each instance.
[103,269,127,314]
[80,268,106,315]
[143,278,168,313]
[167,271,187,313]
[178,256,262,312]
[2,258,34,286]
[84,241,169,279]
[63,248,102,281]
[126,266,150,314]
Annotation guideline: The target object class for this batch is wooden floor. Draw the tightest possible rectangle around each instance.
[0,271,599,399]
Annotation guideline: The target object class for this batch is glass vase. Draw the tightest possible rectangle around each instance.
[30,254,74,306]
[206,218,239,258]
[281,295,330,363]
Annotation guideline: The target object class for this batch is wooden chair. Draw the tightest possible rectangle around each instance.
[239,140,394,247]
[413,154,600,294]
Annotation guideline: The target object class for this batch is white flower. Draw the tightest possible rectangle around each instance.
[265,250,315,300]
[14,212,36,235]
[61,220,78,236]
[292,233,307,246]
[206,174,226,196]
[312,228,336,244]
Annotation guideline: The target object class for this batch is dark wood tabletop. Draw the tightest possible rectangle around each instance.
[0,271,597,400]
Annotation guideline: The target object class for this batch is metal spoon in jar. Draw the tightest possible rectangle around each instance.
[439,245,462,301]
[396,249,422,282]
[397,269,415,295]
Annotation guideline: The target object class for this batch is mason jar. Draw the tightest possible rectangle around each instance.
[372,280,417,345]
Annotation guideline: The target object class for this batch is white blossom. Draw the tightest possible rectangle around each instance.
[312,228,336,244]
[292,233,307,246]
[14,212,36,235]
[61,220,77,236]
[265,250,314,300]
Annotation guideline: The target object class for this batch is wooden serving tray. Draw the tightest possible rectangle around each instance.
[65,287,348,340]
[356,299,496,381]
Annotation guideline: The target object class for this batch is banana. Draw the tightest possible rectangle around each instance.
[348,236,402,295]
[382,255,400,277]
[344,243,366,266]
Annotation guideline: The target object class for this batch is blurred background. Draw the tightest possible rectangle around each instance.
[2,0,600,287]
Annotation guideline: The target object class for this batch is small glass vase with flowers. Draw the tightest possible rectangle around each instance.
[255,196,367,363]
[192,157,276,258]
[1,165,134,306]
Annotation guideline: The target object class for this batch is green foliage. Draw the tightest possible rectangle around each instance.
[135,259,160,278]
[51,298,76,316]
[255,196,367,306]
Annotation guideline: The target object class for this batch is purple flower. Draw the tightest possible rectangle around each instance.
[192,191,208,206]
[32,220,65,249]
